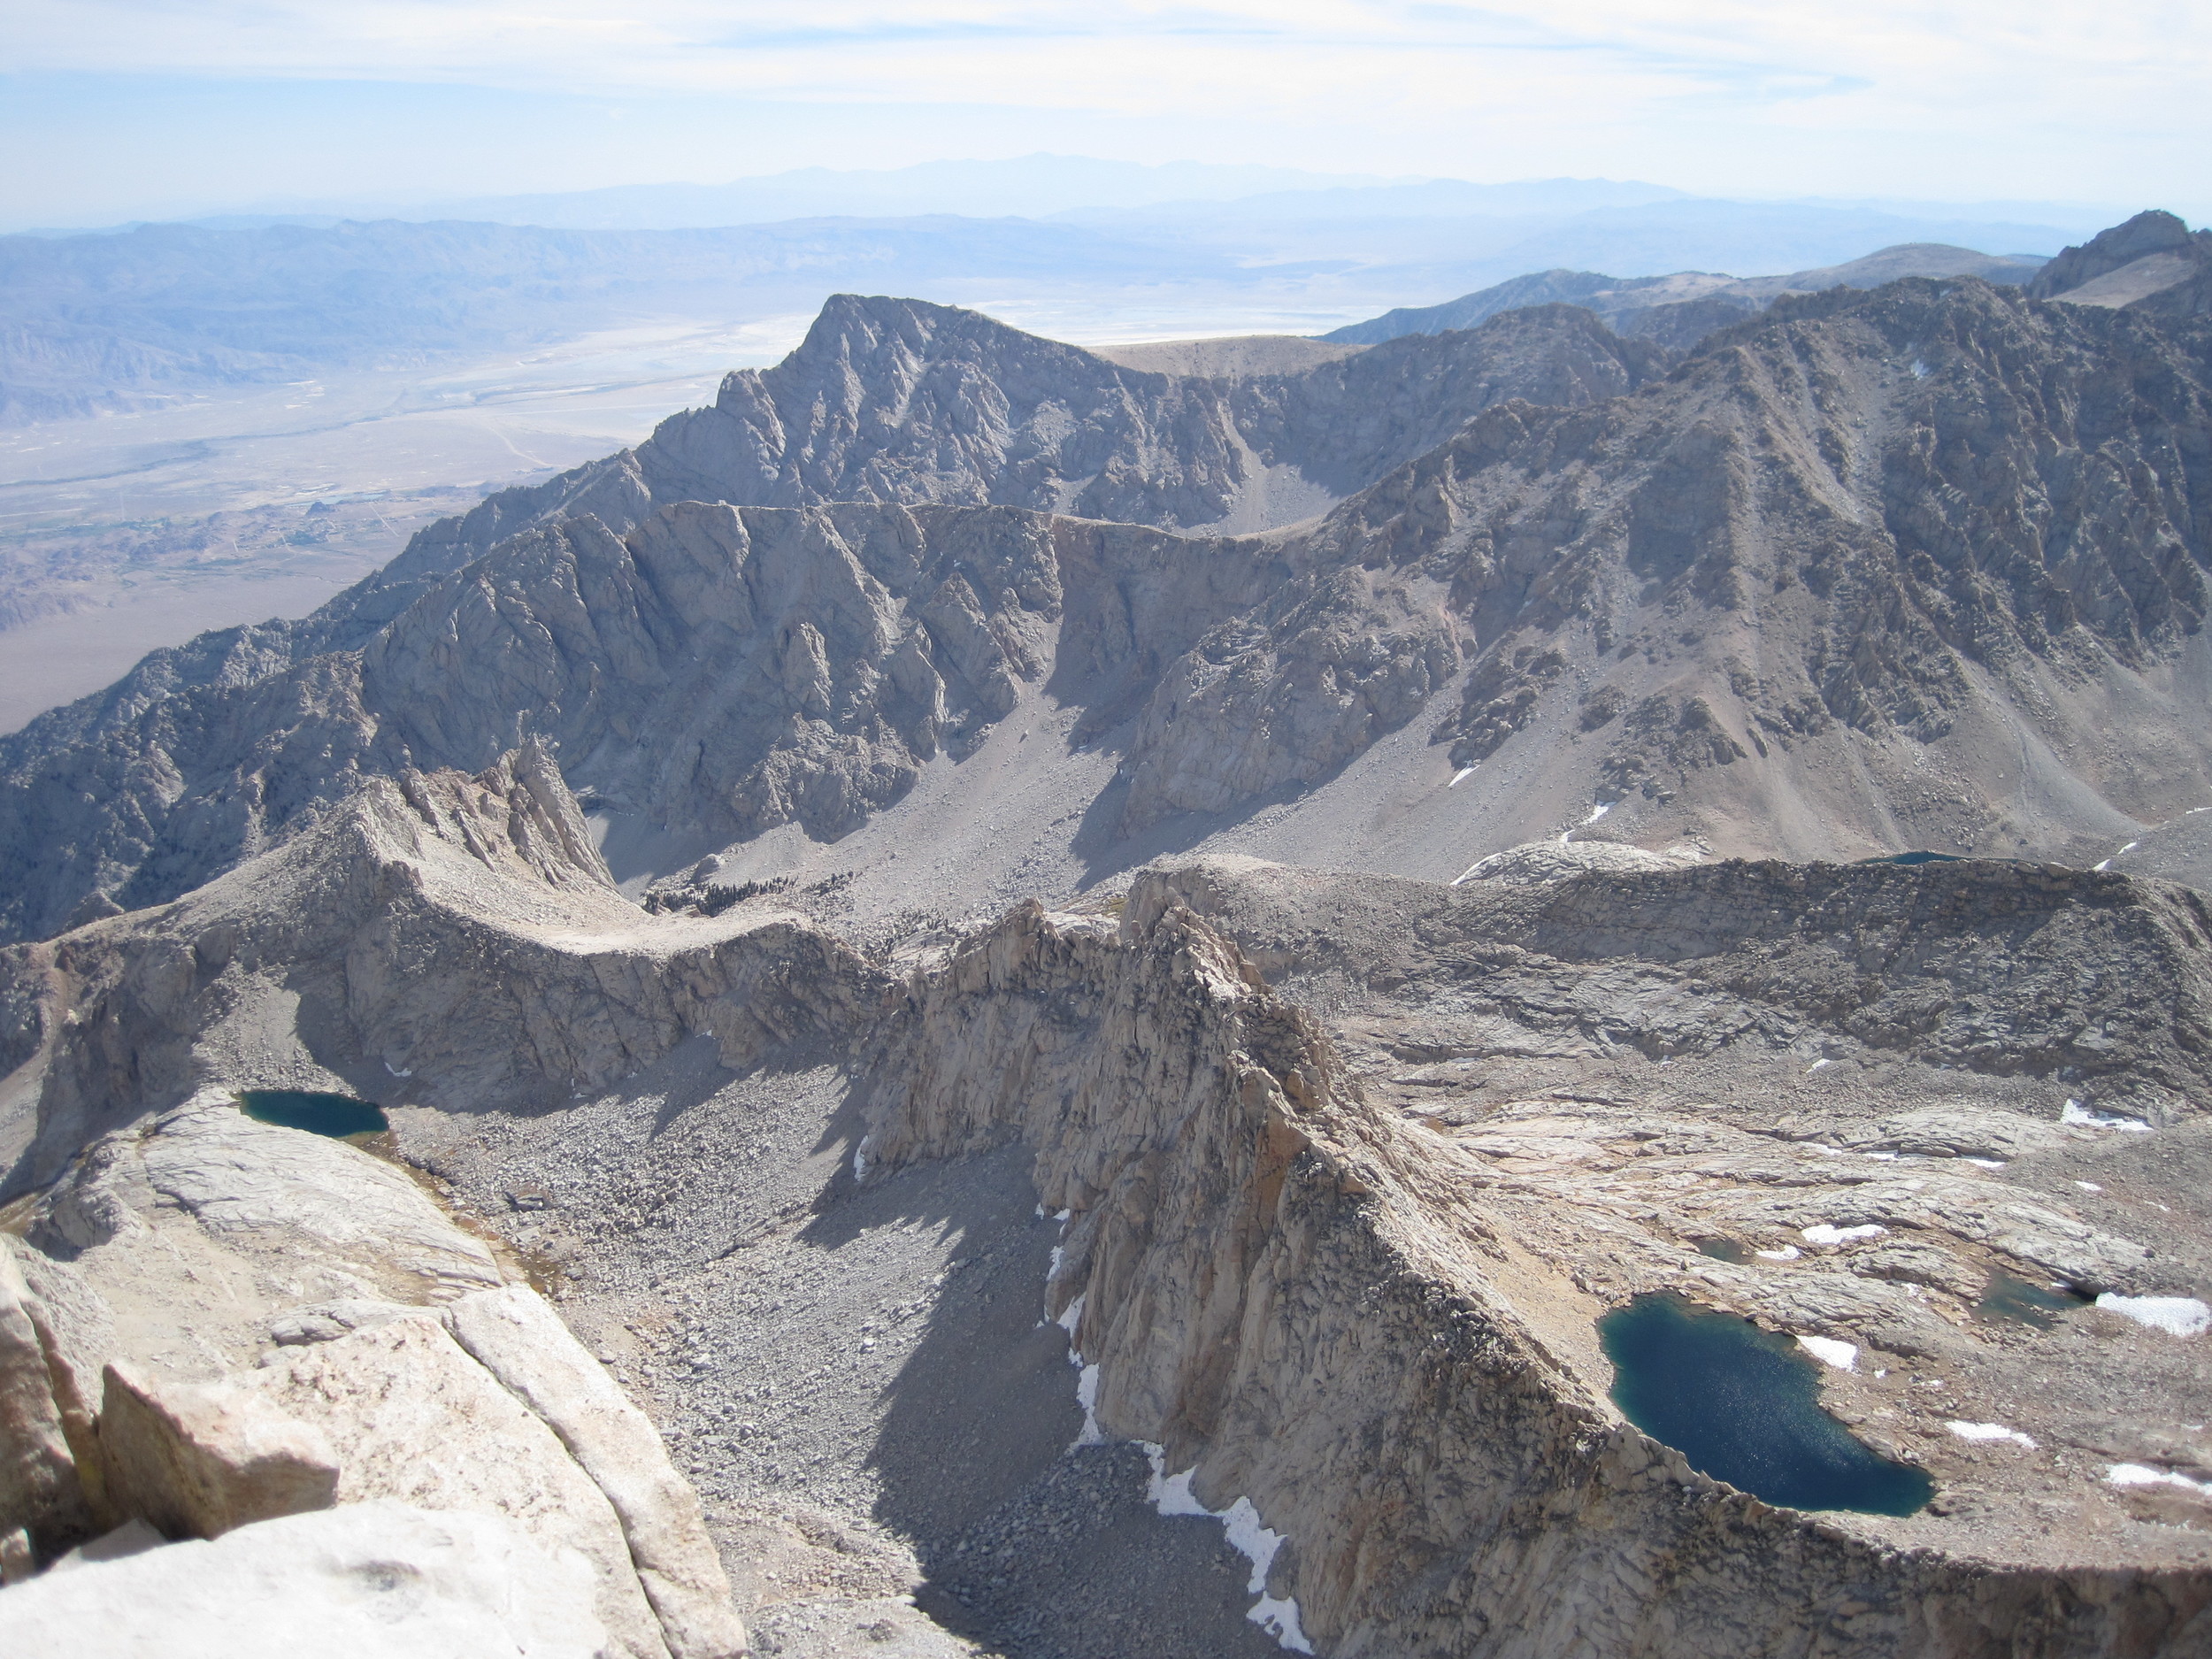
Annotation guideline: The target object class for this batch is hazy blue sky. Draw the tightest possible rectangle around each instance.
[6,2,2205,226]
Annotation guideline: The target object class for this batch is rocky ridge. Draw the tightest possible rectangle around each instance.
[847,858,2212,1655]
[7,265,2212,943]
[0,751,793,1654]
[5,742,2210,1652]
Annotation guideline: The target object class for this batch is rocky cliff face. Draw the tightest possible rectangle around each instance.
[1241,275,2212,854]
[854,858,2212,1655]
[0,501,1294,941]
[5,266,2212,947]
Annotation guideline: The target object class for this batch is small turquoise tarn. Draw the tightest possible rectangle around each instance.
[1599,1292,1933,1516]
[237,1089,388,1138]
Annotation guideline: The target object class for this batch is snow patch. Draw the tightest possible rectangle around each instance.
[1074,1363,1104,1445]
[1056,1292,1086,1339]
[1948,1421,2037,1448]
[1755,1245,1801,1262]
[1962,1157,2006,1170]
[2096,1294,2211,1337]
[851,1136,872,1180]
[1145,1451,1211,1517]
[1141,1446,1314,1653]
[2063,1099,2151,1132]
[2108,1463,2212,1495]
[1559,801,1613,844]
[1220,1498,1284,1586]
[1801,1223,1886,1246]
[1250,1597,1311,1651]
[1448,766,1477,787]
[1797,1336,1857,1371]
[1806,1058,1832,1074]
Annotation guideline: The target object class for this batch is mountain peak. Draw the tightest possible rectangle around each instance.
[2028,209,2208,300]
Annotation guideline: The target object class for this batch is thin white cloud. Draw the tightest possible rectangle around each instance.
[11,2,2202,105]
[3,2,2204,211]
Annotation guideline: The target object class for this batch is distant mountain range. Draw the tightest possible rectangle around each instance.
[0,178,2119,427]
[1323,242,2051,350]
[7,211,2212,943]
[150,156,2106,242]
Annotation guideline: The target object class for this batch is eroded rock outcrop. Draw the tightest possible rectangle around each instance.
[0,1125,749,1655]
[0,1249,91,1557]
[442,1288,748,1659]
[247,1310,675,1658]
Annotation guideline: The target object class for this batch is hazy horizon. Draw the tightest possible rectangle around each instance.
[3,155,2147,241]
[9,3,2209,230]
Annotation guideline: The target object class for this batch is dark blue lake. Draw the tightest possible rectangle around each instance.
[238,1089,388,1139]
[1599,1293,1932,1516]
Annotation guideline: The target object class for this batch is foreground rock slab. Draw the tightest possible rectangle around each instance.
[0,1500,608,1658]
[96,1360,339,1539]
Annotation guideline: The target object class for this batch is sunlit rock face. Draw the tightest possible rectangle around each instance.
[7,273,2212,946]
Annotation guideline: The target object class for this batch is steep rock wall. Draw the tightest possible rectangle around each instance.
[856,885,2212,1657]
